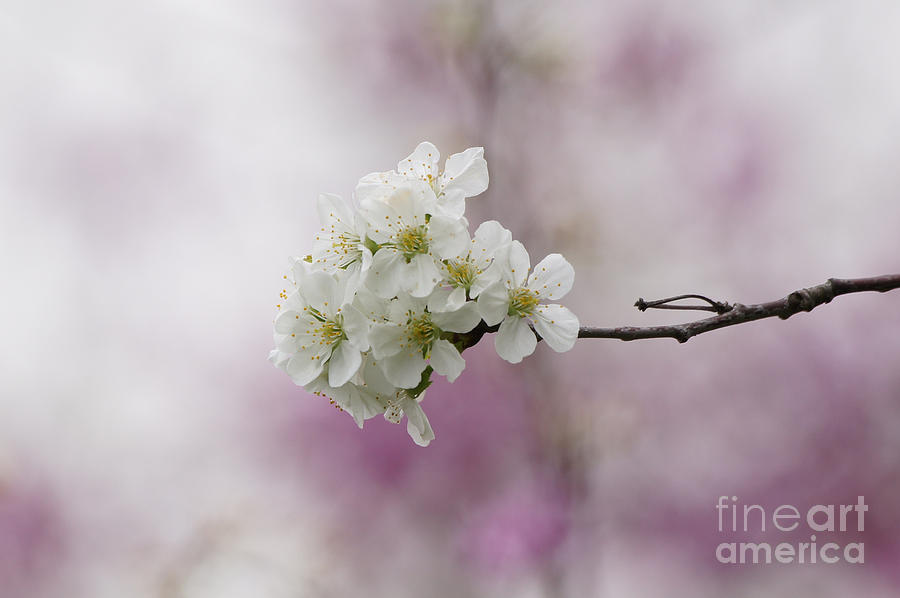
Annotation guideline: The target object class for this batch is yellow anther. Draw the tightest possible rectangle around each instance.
[508,287,540,317]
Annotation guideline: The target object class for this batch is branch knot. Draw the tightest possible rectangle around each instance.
[785,282,837,317]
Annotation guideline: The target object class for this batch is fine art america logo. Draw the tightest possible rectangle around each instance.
[715,496,867,564]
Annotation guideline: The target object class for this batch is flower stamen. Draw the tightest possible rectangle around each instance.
[310,314,346,347]
[407,313,438,351]
[508,287,540,317]
[445,259,478,290]
[395,225,429,259]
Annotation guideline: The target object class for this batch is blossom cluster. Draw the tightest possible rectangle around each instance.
[269,142,579,446]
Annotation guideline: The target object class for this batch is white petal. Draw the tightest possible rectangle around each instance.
[339,263,364,305]
[402,397,434,447]
[435,189,466,219]
[326,383,367,428]
[359,244,373,272]
[290,257,312,285]
[494,240,530,288]
[344,393,383,428]
[346,396,368,427]
[361,355,397,397]
[429,339,466,382]
[316,193,354,230]
[353,286,390,322]
[472,220,512,265]
[369,322,405,358]
[341,305,370,350]
[274,310,303,334]
[355,170,401,203]
[403,254,441,297]
[353,387,386,422]
[390,292,425,320]
[469,264,502,298]
[285,350,327,386]
[407,179,439,215]
[359,197,398,244]
[328,341,362,387]
[381,351,428,389]
[301,271,337,312]
[426,285,454,312]
[476,281,509,326]
[527,254,574,300]
[327,272,346,308]
[397,141,440,181]
[431,302,481,333]
[445,286,468,312]
[469,271,497,298]
[366,249,404,298]
[427,285,467,313]
[302,372,330,395]
[441,146,488,198]
[381,183,427,225]
[268,349,290,370]
[428,215,469,258]
[494,316,537,364]
[281,291,304,313]
[532,305,579,352]
[275,331,302,353]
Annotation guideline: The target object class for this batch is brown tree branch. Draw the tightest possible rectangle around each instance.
[579,275,900,343]
[454,275,900,350]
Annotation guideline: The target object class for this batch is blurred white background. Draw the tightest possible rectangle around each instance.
[1,1,899,597]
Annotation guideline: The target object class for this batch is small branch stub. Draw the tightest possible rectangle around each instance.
[635,294,732,314]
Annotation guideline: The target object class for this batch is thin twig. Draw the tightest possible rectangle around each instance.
[635,294,732,314]
[580,275,900,343]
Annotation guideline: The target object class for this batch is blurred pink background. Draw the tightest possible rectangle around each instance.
[1,1,899,596]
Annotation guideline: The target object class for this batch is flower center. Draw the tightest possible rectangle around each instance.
[445,259,478,289]
[320,318,344,345]
[508,287,540,317]
[307,308,345,346]
[407,313,437,349]
[315,226,362,269]
[396,225,429,259]
[382,390,410,423]
[331,232,362,268]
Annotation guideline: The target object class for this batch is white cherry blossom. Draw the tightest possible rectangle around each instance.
[369,293,481,388]
[357,141,488,219]
[360,182,468,299]
[270,141,580,446]
[272,266,370,387]
[357,357,435,446]
[477,241,579,364]
[304,372,384,429]
[428,219,512,313]
[311,193,373,301]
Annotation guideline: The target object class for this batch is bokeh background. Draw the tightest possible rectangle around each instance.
[2,1,899,596]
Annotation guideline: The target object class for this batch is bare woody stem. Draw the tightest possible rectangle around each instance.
[580,275,900,343]
[453,275,900,350]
